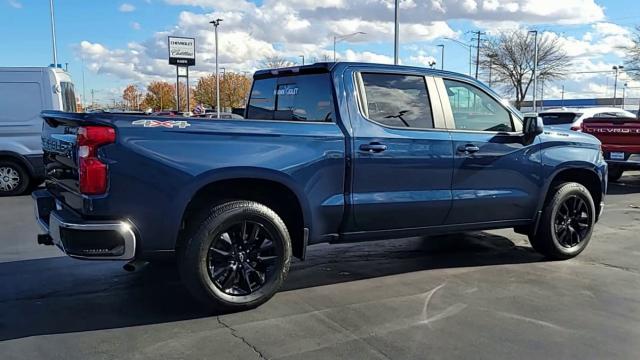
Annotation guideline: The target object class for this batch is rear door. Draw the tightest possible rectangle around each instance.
[348,69,454,232]
[437,77,541,225]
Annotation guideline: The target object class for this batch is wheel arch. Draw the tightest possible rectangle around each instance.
[175,168,311,260]
[541,166,604,219]
[0,151,37,178]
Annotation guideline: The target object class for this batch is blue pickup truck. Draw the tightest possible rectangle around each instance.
[33,62,607,310]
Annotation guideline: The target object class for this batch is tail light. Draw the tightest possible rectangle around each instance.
[77,126,116,195]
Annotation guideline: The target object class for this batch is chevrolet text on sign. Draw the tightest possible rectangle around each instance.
[168,36,196,66]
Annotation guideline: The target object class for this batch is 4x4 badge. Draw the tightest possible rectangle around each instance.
[132,119,191,129]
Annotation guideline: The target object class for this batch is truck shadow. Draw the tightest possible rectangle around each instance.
[0,232,543,341]
[608,173,640,195]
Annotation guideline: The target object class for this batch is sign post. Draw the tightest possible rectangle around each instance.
[168,36,195,112]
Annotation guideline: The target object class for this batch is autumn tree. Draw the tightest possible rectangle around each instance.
[194,74,216,108]
[193,73,252,110]
[480,30,570,109]
[143,81,175,111]
[122,85,144,111]
[220,72,252,109]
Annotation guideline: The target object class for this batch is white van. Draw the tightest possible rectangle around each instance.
[0,67,77,196]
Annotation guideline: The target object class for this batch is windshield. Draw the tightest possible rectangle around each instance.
[540,112,581,125]
[60,81,77,112]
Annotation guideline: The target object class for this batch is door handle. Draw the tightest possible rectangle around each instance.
[457,144,480,154]
[359,142,388,153]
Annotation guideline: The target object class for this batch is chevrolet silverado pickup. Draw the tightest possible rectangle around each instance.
[581,116,640,181]
[33,62,607,310]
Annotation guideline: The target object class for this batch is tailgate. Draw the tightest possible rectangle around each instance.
[581,117,640,149]
[40,111,115,211]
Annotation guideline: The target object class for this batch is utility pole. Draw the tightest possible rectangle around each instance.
[613,65,624,107]
[622,83,628,109]
[437,44,444,70]
[529,30,539,112]
[300,55,305,66]
[210,18,223,118]
[49,0,58,67]
[394,0,399,65]
[471,31,485,79]
[81,58,86,110]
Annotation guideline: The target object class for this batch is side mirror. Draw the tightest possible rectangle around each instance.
[523,113,544,137]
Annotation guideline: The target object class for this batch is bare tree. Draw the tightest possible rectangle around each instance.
[260,55,294,69]
[624,26,640,78]
[481,30,570,109]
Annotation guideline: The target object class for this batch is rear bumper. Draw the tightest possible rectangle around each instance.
[32,189,136,260]
[605,152,640,169]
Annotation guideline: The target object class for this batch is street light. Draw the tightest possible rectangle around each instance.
[613,65,624,107]
[528,30,539,112]
[209,18,223,118]
[437,44,444,70]
[300,55,305,66]
[49,0,58,67]
[333,32,366,62]
[443,37,472,76]
[623,82,628,109]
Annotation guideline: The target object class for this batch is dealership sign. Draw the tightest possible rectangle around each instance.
[168,36,196,66]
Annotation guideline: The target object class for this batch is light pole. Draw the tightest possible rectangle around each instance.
[622,82,628,109]
[437,44,444,70]
[394,0,399,65]
[49,0,58,67]
[300,55,305,65]
[210,18,223,118]
[333,32,366,62]
[613,65,624,107]
[528,30,539,112]
[444,37,473,76]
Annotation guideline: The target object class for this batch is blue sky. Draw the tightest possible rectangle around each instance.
[1,0,638,105]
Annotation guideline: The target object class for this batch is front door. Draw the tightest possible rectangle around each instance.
[437,77,542,225]
[349,71,454,232]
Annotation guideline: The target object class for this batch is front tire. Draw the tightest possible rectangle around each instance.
[0,160,30,196]
[179,201,292,311]
[529,182,595,260]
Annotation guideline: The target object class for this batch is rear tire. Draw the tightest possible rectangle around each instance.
[178,200,291,312]
[608,166,623,182]
[529,182,595,260]
[0,160,30,196]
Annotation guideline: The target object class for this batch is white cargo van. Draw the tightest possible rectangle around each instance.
[0,67,76,196]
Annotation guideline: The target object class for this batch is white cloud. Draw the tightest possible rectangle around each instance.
[7,0,22,8]
[131,22,142,30]
[118,3,136,12]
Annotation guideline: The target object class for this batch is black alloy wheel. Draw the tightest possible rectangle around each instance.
[207,220,278,296]
[554,195,592,248]
[179,200,291,311]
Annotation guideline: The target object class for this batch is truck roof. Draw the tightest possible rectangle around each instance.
[253,62,477,82]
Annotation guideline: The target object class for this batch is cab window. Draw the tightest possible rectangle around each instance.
[444,79,513,132]
[360,73,434,129]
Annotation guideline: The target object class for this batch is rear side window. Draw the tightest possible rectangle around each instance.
[60,82,77,112]
[360,73,434,129]
[540,113,581,125]
[246,74,334,122]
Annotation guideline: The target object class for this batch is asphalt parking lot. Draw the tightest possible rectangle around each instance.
[1,174,640,360]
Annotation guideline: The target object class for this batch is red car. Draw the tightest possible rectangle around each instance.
[581,116,640,181]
